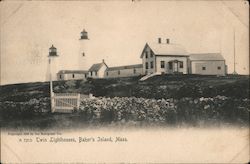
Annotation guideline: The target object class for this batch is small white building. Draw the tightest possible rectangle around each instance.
[105,64,143,78]
[189,53,226,76]
[88,60,108,78]
[57,70,88,81]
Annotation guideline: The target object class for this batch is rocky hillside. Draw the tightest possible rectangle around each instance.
[0,74,249,129]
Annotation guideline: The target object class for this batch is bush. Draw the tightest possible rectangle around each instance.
[78,96,249,125]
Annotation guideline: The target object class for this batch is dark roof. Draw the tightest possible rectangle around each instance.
[140,43,188,58]
[58,70,88,74]
[88,62,107,72]
[107,64,143,71]
[189,53,225,61]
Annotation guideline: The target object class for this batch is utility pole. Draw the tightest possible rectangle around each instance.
[232,29,238,75]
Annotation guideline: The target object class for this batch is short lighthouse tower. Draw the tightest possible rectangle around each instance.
[78,29,89,70]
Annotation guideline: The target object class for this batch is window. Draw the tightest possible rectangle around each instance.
[150,61,154,69]
[217,66,221,70]
[106,71,109,76]
[169,62,173,69]
[90,71,93,76]
[95,71,97,76]
[85,74,87,78]
[145,52,148,58]
[202,67,206,70]
[72,74,75,78]
[118,70,120,75]
[145,62,148,69]
[180,62,183,68]
[161,61,165,68]
[59,75,62,79]
[133,68,136,74]
[150,51,153,58]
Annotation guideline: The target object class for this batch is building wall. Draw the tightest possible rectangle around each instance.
[190,60,226,75]
[142,46,155,75]
[155,56,188,74]
[88,71,98,78]
[88,64,107,78]
[57,73,87,81]
[98,64,107,78]
[104,67,142,78]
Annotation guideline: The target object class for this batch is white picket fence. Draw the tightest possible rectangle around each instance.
[51,93,77,113]
[51,92,94,113]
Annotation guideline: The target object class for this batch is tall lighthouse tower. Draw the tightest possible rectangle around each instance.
[78,29,89,70]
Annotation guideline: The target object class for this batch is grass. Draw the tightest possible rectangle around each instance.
[0,74,249,129]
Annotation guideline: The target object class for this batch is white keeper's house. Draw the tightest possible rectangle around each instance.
[141,38,226,76]
[57,30,227,81]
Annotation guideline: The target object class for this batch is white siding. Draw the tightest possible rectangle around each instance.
[88,64,107,78]
[98,64,107,78]
[190,61,226,76]
[57,73,87,81]
[155,56,188,74]
[142,46,155,74]
[105,67,142,78]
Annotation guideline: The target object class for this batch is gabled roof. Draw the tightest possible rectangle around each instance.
[140,42,188,58]
[88,62,108,72]
[189,53,225,61]
[107,64,142,71]
[58,70,88,74]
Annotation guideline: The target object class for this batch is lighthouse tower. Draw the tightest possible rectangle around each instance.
[78,29,89,70]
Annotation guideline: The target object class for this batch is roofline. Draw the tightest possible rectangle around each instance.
[107,64,143,71]
[88,62,108,71]
[190,59,225,62]
[140,43,149,58]
[58,71,88,74]
[189,53,221,55]
[155,54,189,57]
[58,72,88,74]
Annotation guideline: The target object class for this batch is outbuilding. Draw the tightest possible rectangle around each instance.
[57,70,88,81]
[189,53,226,76]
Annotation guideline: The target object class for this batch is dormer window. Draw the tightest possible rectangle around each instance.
[145,52,148,58]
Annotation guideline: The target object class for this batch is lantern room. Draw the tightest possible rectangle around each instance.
[49,44,58,57]
[80,29,89,40]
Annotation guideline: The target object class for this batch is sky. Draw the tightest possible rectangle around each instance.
[0,1,249,85]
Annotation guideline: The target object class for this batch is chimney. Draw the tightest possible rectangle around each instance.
[102,59,105,63]
[166,38,170,44]
[158,38,161,44]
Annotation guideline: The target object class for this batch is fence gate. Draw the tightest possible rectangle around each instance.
[52,93,81,113]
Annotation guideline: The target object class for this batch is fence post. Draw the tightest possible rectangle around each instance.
[77,93,81,110]
[51,92,55,113]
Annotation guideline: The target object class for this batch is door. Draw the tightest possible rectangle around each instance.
[173,62,178,72]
